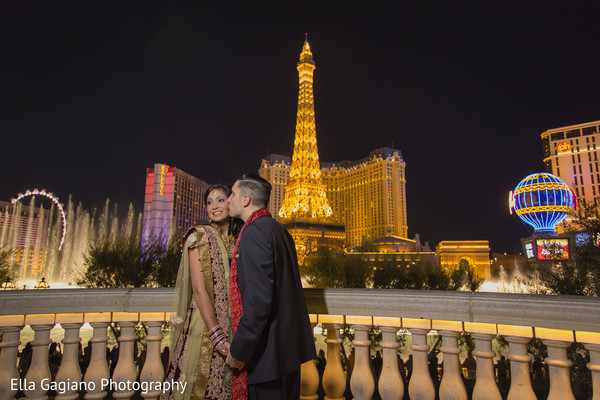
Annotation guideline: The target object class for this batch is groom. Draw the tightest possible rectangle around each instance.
[225,173,316,399]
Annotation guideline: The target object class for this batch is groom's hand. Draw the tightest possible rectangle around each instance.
[225,352,245,370]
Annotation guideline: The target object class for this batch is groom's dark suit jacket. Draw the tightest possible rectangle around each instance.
[230,214,317,384]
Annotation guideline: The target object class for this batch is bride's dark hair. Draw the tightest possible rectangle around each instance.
[204,184,243,237]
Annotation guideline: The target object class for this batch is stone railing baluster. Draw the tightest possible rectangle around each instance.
[349,324,374,400]
[24,321,53,400]
[504,334,535,400]
[584,342,600,400]
[378,325,403,400]
[55,319,83,400]
[322,322,346,400]
[544,339,575,400]
[0,323,22,400]
[407,323,435,400]
[112,317,139,400]
[438,328,467,400]
[471,332,501,400]
[300,320,319,400]
[139,320,164,400]
[83,321,110,400]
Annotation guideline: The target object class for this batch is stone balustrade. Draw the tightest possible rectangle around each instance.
[0,288,599,400]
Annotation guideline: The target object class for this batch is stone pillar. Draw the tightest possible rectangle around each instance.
[379,326,403,400]
[350,325,374,400]
[586,343,600,400]
[505,336,535,400]
[0,326,22,400]
[408,328,435,400]
[112,322,138,400]
[322,323,346,400]
[139,321,164,400]
[471,333,501,400]
[438,330,467,400]
[300,322,319,400]
[84,322,110,400]
[24,324,53,400]
[55,323,82,400]
[544,339,575,400]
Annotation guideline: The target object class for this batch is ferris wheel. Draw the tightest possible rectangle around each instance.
[11,189,67,250]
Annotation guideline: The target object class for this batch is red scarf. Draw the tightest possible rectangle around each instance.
[229,208,271,399]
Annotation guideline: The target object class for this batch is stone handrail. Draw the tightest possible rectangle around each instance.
[2,288,599,332]
[0,288,599,400]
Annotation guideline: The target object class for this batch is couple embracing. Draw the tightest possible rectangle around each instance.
[162,173,316,400]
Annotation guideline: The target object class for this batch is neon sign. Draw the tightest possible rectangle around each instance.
[557,142,571,153]
[509,173,576,233]
[159,165,166,196]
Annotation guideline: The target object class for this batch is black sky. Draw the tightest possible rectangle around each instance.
[2,1,600,254]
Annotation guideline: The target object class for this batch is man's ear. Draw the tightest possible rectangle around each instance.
[242,195,251,207]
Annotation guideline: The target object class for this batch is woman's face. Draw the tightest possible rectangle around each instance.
[206,189,230,224]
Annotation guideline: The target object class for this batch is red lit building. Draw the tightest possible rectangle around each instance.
[142,163,211,247]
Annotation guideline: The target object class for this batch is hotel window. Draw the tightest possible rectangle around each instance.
[567,129,581,138]
[551,132,565,140]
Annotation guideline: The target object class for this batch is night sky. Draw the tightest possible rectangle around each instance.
[2,2,600,254]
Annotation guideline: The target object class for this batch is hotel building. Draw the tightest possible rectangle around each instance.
[260,146,408,247]
[141,163,210,247]
[541,120,600,204]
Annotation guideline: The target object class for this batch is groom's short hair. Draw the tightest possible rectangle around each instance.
[236,173,272,208]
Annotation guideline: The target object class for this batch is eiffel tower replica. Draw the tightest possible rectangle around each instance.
[278,36,346,261]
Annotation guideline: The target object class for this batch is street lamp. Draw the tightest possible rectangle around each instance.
[34,277,50,289]
[1,277,16,290]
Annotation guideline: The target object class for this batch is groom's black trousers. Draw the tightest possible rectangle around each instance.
[248,369,300,400]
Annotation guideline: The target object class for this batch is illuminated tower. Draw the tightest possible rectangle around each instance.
[278,37,345,261]
[279,37,333,222]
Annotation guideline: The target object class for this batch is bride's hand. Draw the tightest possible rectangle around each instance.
[216,341,230,356]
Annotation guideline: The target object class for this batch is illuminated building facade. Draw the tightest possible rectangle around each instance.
[541,120,600,204]
[276,38,345,259]
[436,240,491,278]
[142,163,210,247]
[261,154,292,218]
[260,147,407,247]
[0,200,50,277]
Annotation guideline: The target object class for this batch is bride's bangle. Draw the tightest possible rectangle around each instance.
[209,325,221,336]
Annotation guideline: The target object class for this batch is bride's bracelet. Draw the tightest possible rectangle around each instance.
[209,325,227,348]
[208,325,222,336]
[213,334,227,349]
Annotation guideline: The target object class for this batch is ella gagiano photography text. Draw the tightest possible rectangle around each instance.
[11,378,186,394]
